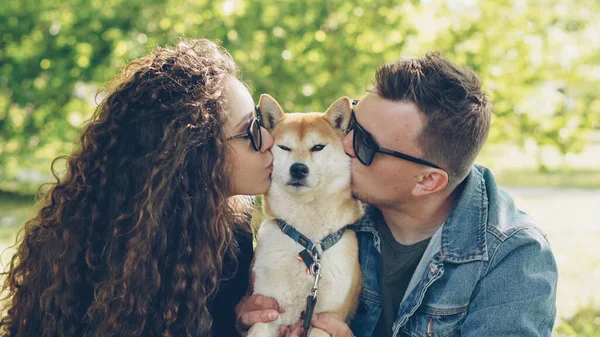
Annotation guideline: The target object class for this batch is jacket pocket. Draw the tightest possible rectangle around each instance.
[401,305,467,337]
[350,292,382,337]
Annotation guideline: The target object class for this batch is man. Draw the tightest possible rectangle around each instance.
[237,53,558,336]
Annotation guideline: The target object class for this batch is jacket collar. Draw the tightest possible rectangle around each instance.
[439,165,489,263]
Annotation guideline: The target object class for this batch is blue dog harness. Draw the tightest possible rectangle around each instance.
[276,219,346,273]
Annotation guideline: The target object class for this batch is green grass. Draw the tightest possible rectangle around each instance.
[555,306,600,337]
[0,192,35,228]
[0,192,36,266]
[495,169,600,189]
[0,190,35,207]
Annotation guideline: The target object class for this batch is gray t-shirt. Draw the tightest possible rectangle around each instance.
[372,211,431,337]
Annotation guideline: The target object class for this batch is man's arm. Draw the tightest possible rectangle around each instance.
[460,227,558,336]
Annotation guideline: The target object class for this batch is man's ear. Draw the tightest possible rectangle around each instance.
[412,169,449,197]
[324,96,353,135]
[258,94,285,131]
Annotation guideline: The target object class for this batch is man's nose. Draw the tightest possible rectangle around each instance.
[343,131,356,158]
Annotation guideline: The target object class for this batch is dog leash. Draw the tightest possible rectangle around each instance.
[300,255,321,337]
[276,219,347,337]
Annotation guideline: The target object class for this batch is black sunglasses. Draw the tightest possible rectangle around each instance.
[348,100,442,169]
[226,105,263,151]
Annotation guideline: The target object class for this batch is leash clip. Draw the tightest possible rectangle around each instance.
[310,261,321,297]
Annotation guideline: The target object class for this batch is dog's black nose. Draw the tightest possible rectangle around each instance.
[290,163,309,179]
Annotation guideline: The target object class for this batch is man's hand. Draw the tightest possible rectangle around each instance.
[235,294,283,334]
[282,313,354,337]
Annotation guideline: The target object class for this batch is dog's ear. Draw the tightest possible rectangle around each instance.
[324,96,353,135]
[258,94,285,131]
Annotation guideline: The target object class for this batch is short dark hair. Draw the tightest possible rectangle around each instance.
[375,52,491,186]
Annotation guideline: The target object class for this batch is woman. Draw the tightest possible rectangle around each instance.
[0,38,273,337]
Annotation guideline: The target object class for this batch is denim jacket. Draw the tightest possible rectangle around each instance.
[348,165,558,337]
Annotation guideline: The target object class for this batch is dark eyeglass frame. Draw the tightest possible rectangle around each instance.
[226,105,263,151]
[349,100,442,169]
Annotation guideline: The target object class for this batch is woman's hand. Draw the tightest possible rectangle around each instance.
[282,313,355,337]
[235,294,283,335]
[235,273,284,335]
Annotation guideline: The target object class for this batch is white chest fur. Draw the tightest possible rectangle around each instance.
[252,219,360,327]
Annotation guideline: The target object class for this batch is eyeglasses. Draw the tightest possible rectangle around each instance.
[226,105,263,151]
[348,100,442,169]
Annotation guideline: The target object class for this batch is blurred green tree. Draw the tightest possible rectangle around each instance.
[1,0,599,193]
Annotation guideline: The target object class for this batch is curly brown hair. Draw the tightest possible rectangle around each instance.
[0,38,251,337]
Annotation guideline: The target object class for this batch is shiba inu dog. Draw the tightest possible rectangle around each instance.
[247,95,363,337]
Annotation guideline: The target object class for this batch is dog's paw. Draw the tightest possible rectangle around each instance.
[308,328,331,337]
[247,322,278,337]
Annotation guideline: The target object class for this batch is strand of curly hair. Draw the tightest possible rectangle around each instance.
[0,39,251,337]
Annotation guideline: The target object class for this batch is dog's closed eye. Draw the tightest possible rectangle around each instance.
[278,145,292,151]
[311,144,326,152]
